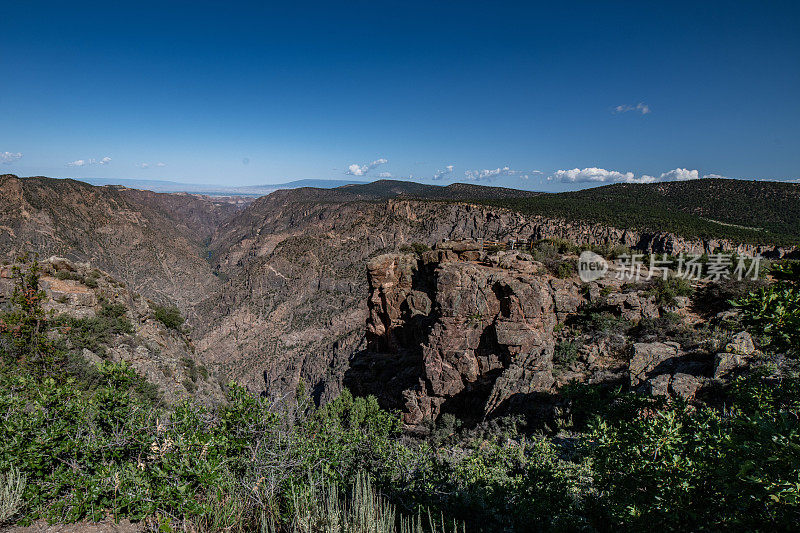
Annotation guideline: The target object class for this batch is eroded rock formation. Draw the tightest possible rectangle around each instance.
[350,241,763,431]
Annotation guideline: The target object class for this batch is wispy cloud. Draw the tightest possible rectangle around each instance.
[377,171,392,178]
[346,158,388,176]
[550,167,724,184]
[462,166,539,182]
[0,152,23,164]
[432,164,455,180]
[136,161,166,169]
[67,156,112,167]
[613,102,651,115]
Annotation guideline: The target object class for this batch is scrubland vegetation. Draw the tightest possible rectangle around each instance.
[0,258,798,531]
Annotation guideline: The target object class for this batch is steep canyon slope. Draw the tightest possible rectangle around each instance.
[0,175,244,318]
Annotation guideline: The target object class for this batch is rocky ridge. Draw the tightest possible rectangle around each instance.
[348,241,763,430]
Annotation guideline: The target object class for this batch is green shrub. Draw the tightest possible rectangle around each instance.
[588,376,800,530]
[54,302,133,357]
[151,304,185,331]
[734,262,800,356]
[694,277,768,316]
[586,311,633,337]
[585,243,631,260]
[645,276,694,307]
[632,312,695,344]
[428,413,462,447]
[182,378,198,392]
[554,339,582,370]
[553,260,576,279]
[54,270,81,282]
[399,242,431,256]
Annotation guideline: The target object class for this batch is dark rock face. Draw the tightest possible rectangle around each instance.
[349,243,756,428]
[349,249,566,430]
[629,342,682,388]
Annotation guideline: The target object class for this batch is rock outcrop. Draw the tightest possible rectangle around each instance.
[348,241,764,429]
[347,247,566,429]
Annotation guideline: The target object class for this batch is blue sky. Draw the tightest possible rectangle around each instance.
[1,1,798,191]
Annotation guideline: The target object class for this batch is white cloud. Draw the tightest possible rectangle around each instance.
[346,164,363,176]
[613,102,651,115]
[67,156,112,167]
[1,152,23,164]
[465,166,510,181]
[550,167,723,184]
[433,164,455,180]
[346,157,388,176]
[135,161,166,169]
[656,168,698,181]
[377,171,392,178]
[461,166,541,182]
[551,167,639,183]
[701,173,726,180]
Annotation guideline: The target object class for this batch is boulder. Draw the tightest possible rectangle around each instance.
[714,352,747,380]
[725,331,755,356]
[646,373,672,396]
[629,341,680,387]
[48,256,75,272]
[670,373,704,400]
[459,250,481,262]
[550,279,585,321]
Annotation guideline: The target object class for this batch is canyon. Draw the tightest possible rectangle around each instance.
[1,174,797,426]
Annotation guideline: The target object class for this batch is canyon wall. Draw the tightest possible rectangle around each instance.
[349,243,753,430]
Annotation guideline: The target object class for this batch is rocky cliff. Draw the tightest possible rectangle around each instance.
[347,241,763,431]
[195,195,794,403]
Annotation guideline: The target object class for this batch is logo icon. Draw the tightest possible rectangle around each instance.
[578,251,608,282]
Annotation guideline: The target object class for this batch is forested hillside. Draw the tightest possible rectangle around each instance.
[266,177,800,246]
[477,179,800,245]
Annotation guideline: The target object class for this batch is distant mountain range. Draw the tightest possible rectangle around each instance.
[265,179,541,202]
[75,177,369,195]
